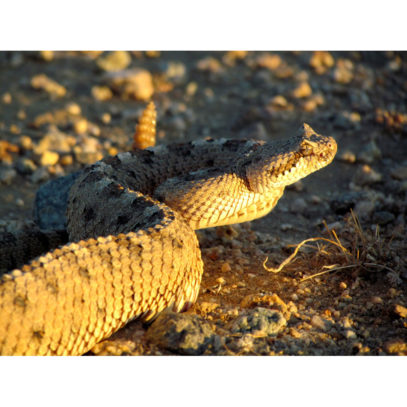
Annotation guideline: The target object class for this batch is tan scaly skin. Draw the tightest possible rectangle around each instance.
[0,107,337,355]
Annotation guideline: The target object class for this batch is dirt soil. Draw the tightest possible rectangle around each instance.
[0,51,406,355]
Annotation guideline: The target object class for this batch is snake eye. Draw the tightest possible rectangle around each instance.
[300,141,313,156]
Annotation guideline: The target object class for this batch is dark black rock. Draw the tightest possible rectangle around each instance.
[330,191,364,215]
[372,211,395,226]
[33,171,81,230]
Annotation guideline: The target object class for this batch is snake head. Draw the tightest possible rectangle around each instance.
[299,123,337,165]
[245,123,337,192]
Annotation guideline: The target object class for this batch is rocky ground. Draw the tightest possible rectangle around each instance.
[0,51,406,355]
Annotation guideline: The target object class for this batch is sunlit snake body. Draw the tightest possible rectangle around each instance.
[0,111,337,355]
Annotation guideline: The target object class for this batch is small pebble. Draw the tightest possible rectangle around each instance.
[2,92,12,104]
[199,302,220,314]
[145,51,160,58]
[384,340,407,355]
[342,317,352,329]
[8,52,23,67]
[387,56,402,71]
[167,116,187,132]
[361,329,370,339]
[310,195,321,204]
[289,327,302,339]
[310,315,330,331]
[40,51,54,61]
[352,164,382,186]
[34,130,74,155]
[339,282,347,290]
[388,288,399,298]
[274,63,294,79]
[106,68,154,101]
[353,199,375,219]
[108,147,118,156]
[30,167,49,183]
[19,135,33,150]
[287,180,304,192]
[16,158,37,174]
[221,262,232,273]
[333,113,355,130]
[295,71,309,82]
[344,329,357,340]
[40,151,59,166]
[290,197,307,213]
[222,51,248,66]
[9,124,20,135]
[309,51,334,74]
[334,59,354,84]
[292,82,312,99]
[186,82,198,96]
[370,296,383,305]
[349,112,361,122]
[390,166,407,180]
[0,166,17,185]
[101,113,112,124]
[92,85,113,101]
[269,95,289,109]
[31,74,66,98]
[60,155,73,166]
[216,277,226,285]
[74,118,88,135]
[164,61,186,83]
[88,122,101,137]
[66,102,81,116]
[196,57,223,74]
[203,88,214,100]
[256,53,281,70]
[302,98,318,112]
[74,151,103,165]
[339,150,356,163]
[17,110,26,120]
[358,140,381,164]
[393,304,407,318]
[280,223,293,231]
[97,51,131,72]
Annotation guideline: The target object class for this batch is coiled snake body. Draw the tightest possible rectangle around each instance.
[0,114,337,355]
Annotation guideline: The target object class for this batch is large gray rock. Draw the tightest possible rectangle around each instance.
[145,311,218,355]
[231,307,287,337]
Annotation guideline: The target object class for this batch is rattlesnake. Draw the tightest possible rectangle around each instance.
[0,105,337,355]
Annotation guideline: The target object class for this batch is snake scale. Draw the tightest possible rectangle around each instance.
[0,105,337,355]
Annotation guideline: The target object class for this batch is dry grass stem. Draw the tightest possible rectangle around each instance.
[263,210,403,281]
